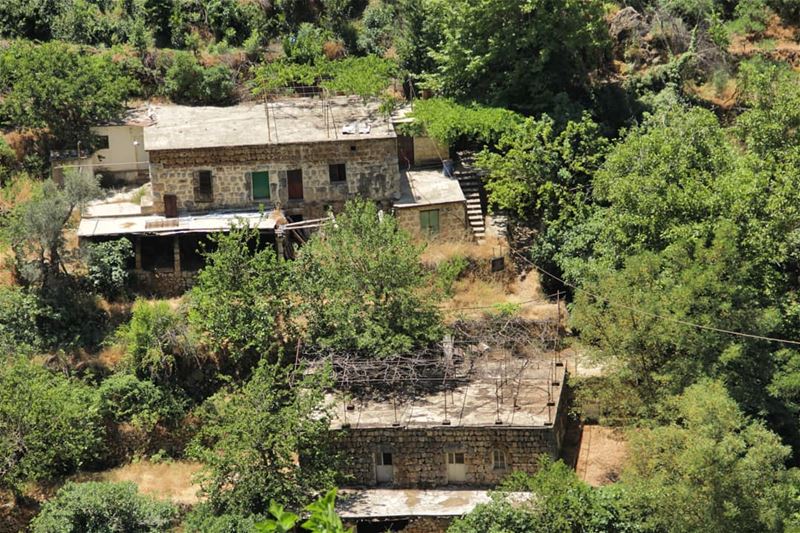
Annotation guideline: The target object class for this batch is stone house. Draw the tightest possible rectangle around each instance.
[77,97,473,293]
[331,360,568,532]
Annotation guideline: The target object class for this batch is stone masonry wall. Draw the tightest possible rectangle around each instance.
[395,202,469,242]
[401,517,451,533]
[148,138,400,216]
[334,425,562,489]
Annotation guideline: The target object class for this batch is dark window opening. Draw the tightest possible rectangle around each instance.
[96,135,110,150]
[329,163,346,183]
[179,234,213,272]
[287,169,303,200]
[140,236,174,272]
[195,170,213,202]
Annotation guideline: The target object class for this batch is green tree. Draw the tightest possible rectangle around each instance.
[189,361,337,515]
[7,171,103,287]
[0,41,136,147]
[426,0,609,112]
[30,481,177,533]
[295,199,442,357]
[163,51,235,106]
[0,358,103,495]
[188,224,294,376]
[622,381,800,533]
[84,238,134,300]
[449,457,635,533]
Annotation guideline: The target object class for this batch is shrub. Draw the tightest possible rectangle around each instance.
[0,358,103,492]
[117,299,195,387]
[163,52,235,106]
[357,2,396,55]
[183,504,262,533]
[283,23,330,64]
[84,238,134,300]
[0,286,42,351]
[97,373,184,430]
[30,481,177,533]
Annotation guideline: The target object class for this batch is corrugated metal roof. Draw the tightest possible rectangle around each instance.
[78,211,277,238]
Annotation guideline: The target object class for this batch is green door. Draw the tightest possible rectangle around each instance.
[251,171,270,200]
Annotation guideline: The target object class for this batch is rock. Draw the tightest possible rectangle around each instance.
[609,6,647,44]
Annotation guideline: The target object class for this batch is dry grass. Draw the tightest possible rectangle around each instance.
[421,236,506,266]
[73,460,203,505]
[575,426,628,486]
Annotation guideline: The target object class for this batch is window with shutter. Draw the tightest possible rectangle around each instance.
[420,209,440,235]
[195,170,213,202]
[251,171,270,201]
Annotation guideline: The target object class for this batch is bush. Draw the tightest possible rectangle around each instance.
[0,358,103,492]
[163,52,235,106]
[183,504,262,533]
[283,23,330,64]
[117,299,195,387]
[357,2,396,55]
[30,481,177,533]
[84,238,133,300]
[97,373,184,430]
[0,286,42,351]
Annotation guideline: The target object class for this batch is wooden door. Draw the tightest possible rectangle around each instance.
[288,169,303,200]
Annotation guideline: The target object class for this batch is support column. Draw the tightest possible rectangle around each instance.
[134,236,143,271]
[173,235,181,273]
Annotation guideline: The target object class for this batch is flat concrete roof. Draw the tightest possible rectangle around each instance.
[395,169,466,208]
[330,361,565,430]
[143,97,396,151]
[337,489,493,519]
[77,210,277,238]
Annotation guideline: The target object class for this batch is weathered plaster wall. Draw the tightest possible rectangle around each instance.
[395,202,469,241]
[148,138,400,217]
[413,136,449,166]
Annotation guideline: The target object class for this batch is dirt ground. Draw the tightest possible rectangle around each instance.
[73,460,203,505]
[574,425,628,486]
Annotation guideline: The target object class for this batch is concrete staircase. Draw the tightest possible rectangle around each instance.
[456,172,486,242]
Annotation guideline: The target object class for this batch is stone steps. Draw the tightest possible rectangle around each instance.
[457,173,486,242]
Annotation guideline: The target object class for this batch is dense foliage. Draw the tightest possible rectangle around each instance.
[295,199,442,356]
[0,358,103,494]
[30,481,177,533]
[189,361,336,517]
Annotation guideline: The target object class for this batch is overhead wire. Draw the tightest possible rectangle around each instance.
[508,248,800,347]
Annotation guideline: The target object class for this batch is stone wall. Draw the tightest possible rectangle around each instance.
[131,270,197,297]
[148,138,400,217]
[401,517,451,533]
[334,424,563,489]
[395,202,469,242]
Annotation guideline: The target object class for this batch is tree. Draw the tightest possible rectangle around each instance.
[621,381,800,533]
[84,238,134,300]
[163,51,236,106]
[30,481,177,533]
[0,358,103,495]
[8,171,103,288]
[255,490,353,533]
[294,199,442,357]
[0,41,136,147]
[425,0,609,112]
[188,361,337,516]
[188,224,294,376]
[448,457,635,533]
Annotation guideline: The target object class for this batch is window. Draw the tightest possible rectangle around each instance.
[251,171,270,201]
[140,236,174,272]
[375,451,394,483]
[420,209,440,235]
[287,169,303,200]
[329,163,347,183]
[195,170,213,202]
[447,452,465,465]
[446,451,466,483]
[492,450,507,470]
[96,135,110,150]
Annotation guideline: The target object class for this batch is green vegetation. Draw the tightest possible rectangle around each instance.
[0,358,103,495]
[295,199,442,356]
[30,481,177,532]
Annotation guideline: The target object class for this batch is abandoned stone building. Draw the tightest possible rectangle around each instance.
[75,96,475,292]
[328,344,568,533]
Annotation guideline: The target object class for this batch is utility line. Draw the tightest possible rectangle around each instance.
[509,248,800,347]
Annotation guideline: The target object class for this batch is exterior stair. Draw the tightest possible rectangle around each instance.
[455,170,486,243]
